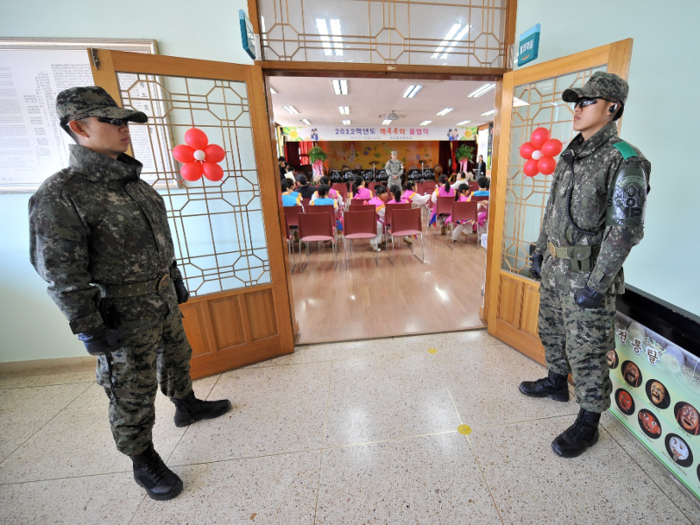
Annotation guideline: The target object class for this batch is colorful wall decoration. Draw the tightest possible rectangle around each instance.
[609,311,700,499]
[323,140,439,170]
[281,125,479,142]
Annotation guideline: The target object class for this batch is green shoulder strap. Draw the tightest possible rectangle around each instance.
[612,141,638,160]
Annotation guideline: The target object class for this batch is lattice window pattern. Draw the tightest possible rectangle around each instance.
[259,0,508,67]
[501,66,607,276]
[118,73,270,297]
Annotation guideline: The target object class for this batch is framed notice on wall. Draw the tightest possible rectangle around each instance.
[0,38,157,193]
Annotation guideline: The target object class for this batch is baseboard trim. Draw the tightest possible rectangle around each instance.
[0,355,96,375]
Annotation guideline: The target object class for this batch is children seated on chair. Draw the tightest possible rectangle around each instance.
[310,184,338,210]
[281,179,302,208]
[311,176,344,211]
[352,176,373,200]
[430,175,456,234]
[387,187,408,204]
[366,185,388,252]
[402,180,431,207]
[447,184,473,242]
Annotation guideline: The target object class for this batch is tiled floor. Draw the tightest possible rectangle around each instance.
[1,330,699,524]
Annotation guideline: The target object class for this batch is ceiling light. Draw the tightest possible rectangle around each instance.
[456,120,471,125]
[382,119,392,125]
[513,97,529,107]
[481,109,496,116]
[339,106,350,115]
[342,120,351,125]
[440,25,471,59]
[283,106,299,114]
[332,79,348,95]
[269,87,277,95]
[436,108,454,116]
[317,18,343,56]
[300,119,311,125]
[401,85,423,98]
[432,23,461,59]
[468,83,496,98]
[419,120,432,126]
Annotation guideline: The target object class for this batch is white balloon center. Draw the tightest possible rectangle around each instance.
[531,150,543,160]
[194,150,206,161]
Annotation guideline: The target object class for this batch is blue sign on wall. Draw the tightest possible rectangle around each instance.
[518,24,541,67]
[239,9,257,60]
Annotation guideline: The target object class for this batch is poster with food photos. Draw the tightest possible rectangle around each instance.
[609,312,700,499]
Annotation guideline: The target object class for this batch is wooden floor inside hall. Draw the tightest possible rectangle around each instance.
[291,226,487,344]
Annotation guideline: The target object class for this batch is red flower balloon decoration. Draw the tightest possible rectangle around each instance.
[172,128,226,182]
[519,127,563,177]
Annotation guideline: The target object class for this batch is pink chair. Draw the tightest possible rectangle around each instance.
[423,180,436,195]
[343,209,379,268]
[306,204,336,239]
[433,196,454,233]
[388,208,424,263]
[384,202,411,233]
[447,200,478,248]
[332,183,348,204]
[298,213,337,272]
[283,205,303,271]
[471,195,489,203]
[351,198,369,207]
[348,204,368,213]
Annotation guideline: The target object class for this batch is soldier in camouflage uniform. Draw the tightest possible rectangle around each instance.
[29,87,232,500]
[385,151,404,193]
[519,72,651,457]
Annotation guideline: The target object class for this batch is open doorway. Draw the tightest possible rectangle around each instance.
[268,76,497,344]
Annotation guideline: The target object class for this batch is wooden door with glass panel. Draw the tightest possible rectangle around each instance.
[90,49,294,379]
[485,39,633,365]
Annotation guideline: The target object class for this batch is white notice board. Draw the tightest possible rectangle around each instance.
[0,39,158,193]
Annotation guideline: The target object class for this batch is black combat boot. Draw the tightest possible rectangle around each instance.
[551,408,601,458]
[130,442,183,500]
[519,370,570,401]
[172,391,231,428]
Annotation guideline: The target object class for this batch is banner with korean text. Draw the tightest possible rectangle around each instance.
[281,125,479,142]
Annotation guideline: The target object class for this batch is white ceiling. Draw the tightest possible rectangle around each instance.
[269,77,496,129]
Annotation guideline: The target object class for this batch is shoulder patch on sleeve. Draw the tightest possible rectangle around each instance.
[612,141,638,160]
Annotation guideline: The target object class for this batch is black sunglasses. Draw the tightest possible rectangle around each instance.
[573,97,618,109]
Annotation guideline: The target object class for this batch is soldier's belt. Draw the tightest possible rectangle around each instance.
[96,274,171,299]
[547,242,600,272]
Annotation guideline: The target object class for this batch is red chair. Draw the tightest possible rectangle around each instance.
[298,213,337,272]
[332,183,348,204]
[348,204,369,213]
[351,198,369,207]
[283,205,303,271]
[468,181,480,192]
[301,197,311,211]
[384,202,411,232]
[368,182,378,194]
[433,196,454,233]
[388,208,424,264]
[471,195,489,204]
[423,180,436,195]
[416,182,425,195]
[306,204,336,237]
[343,209,379,268]
[447,200,478,248]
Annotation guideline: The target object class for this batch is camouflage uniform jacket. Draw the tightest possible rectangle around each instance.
[385,159,403,186]
[535,121,651,295]
[29,145,182,334]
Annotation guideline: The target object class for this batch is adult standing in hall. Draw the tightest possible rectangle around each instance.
[385,150,404,194]
[474,154,487,178]
[519,72,651,457]
[29,87,232,500]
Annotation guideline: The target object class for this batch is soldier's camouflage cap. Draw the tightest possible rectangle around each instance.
[56,86,147,124]
[562,72,628,120]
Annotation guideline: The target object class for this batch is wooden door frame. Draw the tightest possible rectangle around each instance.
[90,49,297,376]
[484,39,633,363]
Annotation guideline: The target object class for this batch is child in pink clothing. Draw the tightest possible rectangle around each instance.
[447,185,474,242]
[352,176,373,200]
[365,185,388,251]
[429,175,456,231]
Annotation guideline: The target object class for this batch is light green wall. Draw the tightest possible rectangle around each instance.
[0,0,251,362]
[515,0,700,316]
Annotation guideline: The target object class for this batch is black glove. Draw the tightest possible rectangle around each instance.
[574,285,604,309]
[78,324,125,356]
[530,253,543,279]
[174,278,190,304]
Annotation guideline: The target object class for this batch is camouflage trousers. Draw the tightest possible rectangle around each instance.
[538,279,615,413]
[96,290,192,456]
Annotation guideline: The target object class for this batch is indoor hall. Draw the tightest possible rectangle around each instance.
[271,76,496,343]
